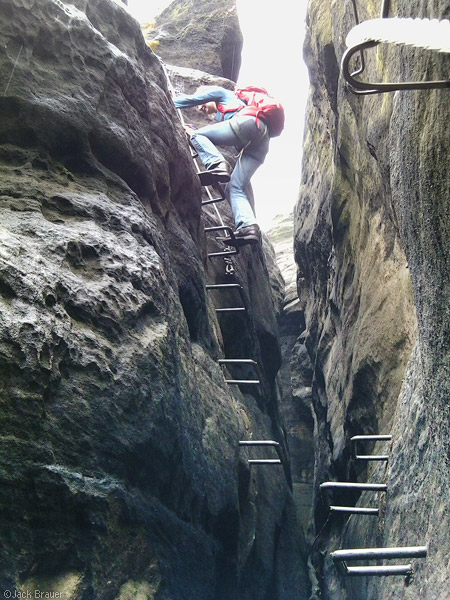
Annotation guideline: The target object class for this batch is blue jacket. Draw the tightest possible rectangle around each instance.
[174,86,245,122]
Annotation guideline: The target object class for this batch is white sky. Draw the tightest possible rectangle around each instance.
[126,0,309,230]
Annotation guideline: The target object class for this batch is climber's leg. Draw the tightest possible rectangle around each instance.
[190,120,239,169]
[226,152,262,229]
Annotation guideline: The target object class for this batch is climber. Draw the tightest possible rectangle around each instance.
[174,85,270,247]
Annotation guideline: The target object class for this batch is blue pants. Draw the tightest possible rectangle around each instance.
[190,116,269,230]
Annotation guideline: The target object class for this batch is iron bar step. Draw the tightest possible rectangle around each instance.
[320,482,387,491]
[206,284,243,291]
[239,440,280,447]
[344,565,413,576]
[206,286,246,313]
[225,379,260,385]
[351,434,392,461]
[202,197,226,206]
[330,506,379,515]
[208,249,238,258]
[351,435,392,442]
[355,455,389,461]
[204,225,234,234]
[240,440,282,465]
[206,226,239,257]
[332,546,427,562]
[201,182,225,205]
[219,359,262,386]
[219,359,258,365]
[332,545,427,577]
[248,459,282,465]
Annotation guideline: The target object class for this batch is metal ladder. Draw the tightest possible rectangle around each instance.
[163,66,278,458]
[320,434,391,516]
[239,440,282,465]
[319,434,427,576]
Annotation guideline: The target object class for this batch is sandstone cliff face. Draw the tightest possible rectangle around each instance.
[267,214,314,537]
[144,0,242,82]
[0,0,308,598]
[296,0,450,597]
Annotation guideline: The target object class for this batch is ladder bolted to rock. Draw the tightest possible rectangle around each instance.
[321,434,428,578]
[331,545,428,577]
[320,434,390,516]
[239,440,282,465]
[163,65,270,455]
[206,283,246,314]
[218,358,262,386]
[320,482,388,491]
[351,434,392,462]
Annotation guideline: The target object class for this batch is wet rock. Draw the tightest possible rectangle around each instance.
[0,0,309,597]
[295,0,450,597]
[144,0,243,82]
[267,214,314,536]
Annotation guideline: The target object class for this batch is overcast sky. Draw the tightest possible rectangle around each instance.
[125,0,309,230]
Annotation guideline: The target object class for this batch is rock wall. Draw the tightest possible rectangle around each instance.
[296,0,450,597]
[267,214,314,537]
[0,0,309,598]
[144,0,243,82]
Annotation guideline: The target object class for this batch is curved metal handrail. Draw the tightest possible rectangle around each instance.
[343,0,450,94]
[349,0,365,77]
[347,0,391,79]
[342,38,450,95]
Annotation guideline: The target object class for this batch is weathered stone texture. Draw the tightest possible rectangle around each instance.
[0,1,309,598]
[267,214,314,537]
[296,0,449,597]
[144,0,243,82]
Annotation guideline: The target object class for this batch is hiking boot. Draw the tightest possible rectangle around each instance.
[209,160,231,177]
[222,224,261,247]
[198,160,231,186]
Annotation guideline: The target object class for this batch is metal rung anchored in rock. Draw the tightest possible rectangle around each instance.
[329,506,379,515]
[205,226,239,257]
[331,545,428,577]
[239,440,282,465]
[351,434,392,461]
[219,359,262,386]
[320,482,387,491]
[206,284,246,313]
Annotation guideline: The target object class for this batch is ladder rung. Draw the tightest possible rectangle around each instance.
[355,455,389,461]
[345,565,412,576]
[330,506,379,515]
[225,379,260,385]
[215,307,246,312]
[351,435,392,442]
[352,434,392,460]
[239,440,280,447]
[219,359,258,365]
[248,459,282,465]
[204,225,233,234]
[208,249,238,258]
[206,284,243,290]
[331,546,427,562]
[202,197,226,205]
[320,482,387,491]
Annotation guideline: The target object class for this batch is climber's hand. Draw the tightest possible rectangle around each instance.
[183,124,196,137]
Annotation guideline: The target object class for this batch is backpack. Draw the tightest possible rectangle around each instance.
[234,86,285,137]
